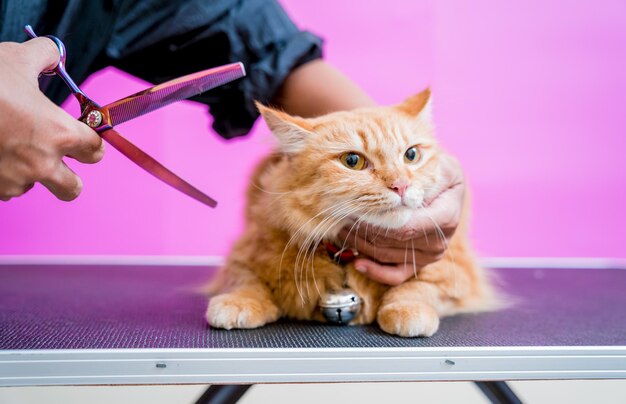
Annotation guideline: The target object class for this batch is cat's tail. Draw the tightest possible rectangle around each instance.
[463,266,516,313]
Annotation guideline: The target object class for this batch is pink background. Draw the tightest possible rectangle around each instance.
[1,0,625,258]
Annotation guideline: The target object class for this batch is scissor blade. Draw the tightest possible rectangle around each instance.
[103,63,245,127]
[100,129,217,208]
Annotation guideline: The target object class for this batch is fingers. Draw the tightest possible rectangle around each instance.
[0,39,97,202]
[342,180,463,251]
[340,224,449,252]
[1,153,87,202]
[352,153,465,245]
[346,189,464,247]
[33,98,105,165]
[408,230,448,255]
[349,233,400,263]
[335,151,465,264]
[35,97,106,164]
[423,153,464,206]
[0,183,34,201]
[27,107,102,199]
[61,120,105,164]
[354,258,416,286]
[410,183,464,237]
[339,226,445,262]
[341,230,441,266]
[40,161,83,201]
[19,37,60,77]
[403,154,464,239]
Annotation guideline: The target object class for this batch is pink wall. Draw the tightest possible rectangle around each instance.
[1,0,625,258]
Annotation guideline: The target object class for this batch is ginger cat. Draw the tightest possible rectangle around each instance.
[206,89,496,337]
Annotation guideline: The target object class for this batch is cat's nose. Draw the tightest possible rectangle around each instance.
[389,179,409,197]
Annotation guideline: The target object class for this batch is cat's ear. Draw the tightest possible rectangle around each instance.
[397,88,432,123]
[256,102,313,154]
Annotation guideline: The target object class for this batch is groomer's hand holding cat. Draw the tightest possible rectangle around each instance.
[273,60,467,287]
[338,153,465,285]
[0,38,104,201]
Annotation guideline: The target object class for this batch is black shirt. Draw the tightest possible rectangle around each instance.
[0,0,323,138]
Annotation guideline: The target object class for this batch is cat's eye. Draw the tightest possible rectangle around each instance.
[404,146,421,164]
[339,152,367,170]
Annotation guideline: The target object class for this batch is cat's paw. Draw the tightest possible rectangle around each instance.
[206,293,279,330]
[377,301,440,337]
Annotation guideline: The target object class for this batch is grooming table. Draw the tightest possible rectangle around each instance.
[1,263,625,403]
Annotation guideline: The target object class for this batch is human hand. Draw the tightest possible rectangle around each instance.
[339,153,465,285]
[0,38,104,201]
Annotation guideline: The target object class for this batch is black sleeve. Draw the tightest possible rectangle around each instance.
[105,0,323,139]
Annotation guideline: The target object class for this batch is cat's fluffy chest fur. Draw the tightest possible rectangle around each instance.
[212,154,389,325]
[206,90,497,337]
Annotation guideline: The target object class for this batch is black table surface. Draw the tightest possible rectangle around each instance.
[1,265,625,350]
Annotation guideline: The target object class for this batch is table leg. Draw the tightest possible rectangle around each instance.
[193,382,522,404]
[474,381,523,404]
[194,385,252,404]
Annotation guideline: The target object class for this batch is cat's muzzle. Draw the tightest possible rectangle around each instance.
[319,288,362,325]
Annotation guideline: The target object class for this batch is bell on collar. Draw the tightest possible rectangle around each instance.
[319,288,362,325]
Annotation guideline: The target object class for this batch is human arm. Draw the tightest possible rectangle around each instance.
[102,0,464,285]
[272,59,375,116]
[0,38,104,201]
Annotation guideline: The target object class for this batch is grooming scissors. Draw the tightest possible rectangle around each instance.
[24,25,246,207]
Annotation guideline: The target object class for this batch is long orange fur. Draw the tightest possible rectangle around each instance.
[206,89,497,337]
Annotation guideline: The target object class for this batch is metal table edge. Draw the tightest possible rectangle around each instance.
[2,345,625,386]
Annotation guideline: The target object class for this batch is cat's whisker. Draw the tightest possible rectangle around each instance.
[295,213,340,303]
[307,204,366,297]
[338,210,373,288]
[364,220,371,250]
[296,195,372,300]
[206,95,496,338]
[421,208,458,296]
[417,202,431,247]
[422,224,430,246]
[284,199,357,304]
[354,216,362,248]
[299,213,343,300]
[251,181,292,195]
[311,202,364,259]
[351,208,375,255]
[280,199,354,270]
[404,239,409,273]
[338,207,374,259]
[305,206,362,301]
[308,237,326,297]
[371,224,385,244]
[294,201,361,303]
[315,178,364,193]
[411,239,418,280]
[339,213,366,254]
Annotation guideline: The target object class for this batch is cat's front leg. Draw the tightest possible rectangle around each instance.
[206,282,281,330]
[345,267,389,325]
[376,280,441,337]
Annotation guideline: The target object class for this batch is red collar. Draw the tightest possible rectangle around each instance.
[324,242,358,265]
